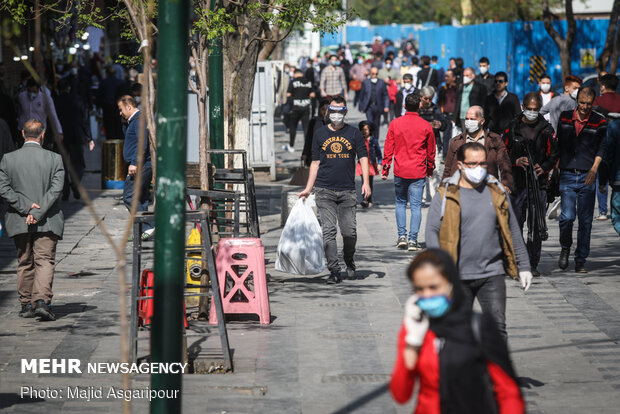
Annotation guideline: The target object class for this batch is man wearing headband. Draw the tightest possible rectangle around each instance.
[299,95,371,284]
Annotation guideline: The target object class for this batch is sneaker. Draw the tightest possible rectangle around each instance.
[396,236,407,249]
[595,214,608,221]
[532,268,541,277]
[288,145,295,153]
[141,228,155,241]
[408,240,420,251]
[345,267,356,280]
[34,300,56,321]
[326,272,341,284]
[19,303,35,318]
[282,144,290,152]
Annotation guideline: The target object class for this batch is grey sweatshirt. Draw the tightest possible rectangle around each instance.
[426,172,531,280]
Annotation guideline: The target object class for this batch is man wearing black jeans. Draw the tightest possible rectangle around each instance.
[298,96,371,284]
[426,142,532,340]
[556,86,607,273]
[285,69,315,153]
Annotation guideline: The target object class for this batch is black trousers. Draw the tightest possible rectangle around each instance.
[63,143,86,198]
[511,188,547,269]
[288,108,310,147]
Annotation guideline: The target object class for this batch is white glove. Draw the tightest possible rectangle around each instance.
[519,271,532,291]
[404,295,430,347]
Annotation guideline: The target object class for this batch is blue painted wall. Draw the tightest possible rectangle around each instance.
[322,19,613,99]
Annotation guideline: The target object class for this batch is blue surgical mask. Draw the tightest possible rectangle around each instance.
[417,291,452,318]
[431,63,440,70]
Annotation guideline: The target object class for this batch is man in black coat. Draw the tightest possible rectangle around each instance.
[454,67,488,131]
[484,72,522,135]
[54,79,94,200]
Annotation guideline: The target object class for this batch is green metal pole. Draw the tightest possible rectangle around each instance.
[209,0,225,170]
[151,0,190,412]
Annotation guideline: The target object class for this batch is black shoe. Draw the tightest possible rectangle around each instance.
[575,262,588,274]
[34,300,56,321]
[73,190,81,200]
[326,272,341,284]
[532,268,541,277]
[360,200,369,208]
[19,303,35,318]
[62,193,69,201]
[558,248,570,270]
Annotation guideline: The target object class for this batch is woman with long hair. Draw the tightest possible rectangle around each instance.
[390,248,525,414]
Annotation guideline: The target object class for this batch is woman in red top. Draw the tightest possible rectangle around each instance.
[390,249,525,414]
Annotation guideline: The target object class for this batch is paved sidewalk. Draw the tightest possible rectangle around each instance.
[1,106,620,413]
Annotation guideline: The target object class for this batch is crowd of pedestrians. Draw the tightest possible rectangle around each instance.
[292,38,620,413]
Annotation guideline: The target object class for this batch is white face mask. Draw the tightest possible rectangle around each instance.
[403,82,412,90]
[479,66,488,75]
[523,110,538,121]
[462,164,487,184]
[370,78,378,84]
[540,83,551,93]
[329,112,345,126]
[570,89,578,99]
[464,119,480,134]
[463,75,473,85]
[385,63,392,69]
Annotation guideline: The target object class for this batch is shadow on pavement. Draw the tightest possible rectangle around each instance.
[330,383,389,414]
[0,393,46,410]
[51,303,98,318]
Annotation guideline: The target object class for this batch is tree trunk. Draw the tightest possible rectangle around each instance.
[597,0,620,72]
[223,14,264,159]
[543,0,575,80]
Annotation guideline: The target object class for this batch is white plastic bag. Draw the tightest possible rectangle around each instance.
[275,198,325,275]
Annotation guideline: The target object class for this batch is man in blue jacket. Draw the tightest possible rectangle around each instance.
[117,95,153,240]
[358,67,389,138]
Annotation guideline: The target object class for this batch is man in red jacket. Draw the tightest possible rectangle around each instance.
[382,91,435,251]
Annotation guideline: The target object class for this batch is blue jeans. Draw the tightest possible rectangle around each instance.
[394,176,425,241]
[559,170,596,264]
[612,185,620,236]
[596,173,608,215]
